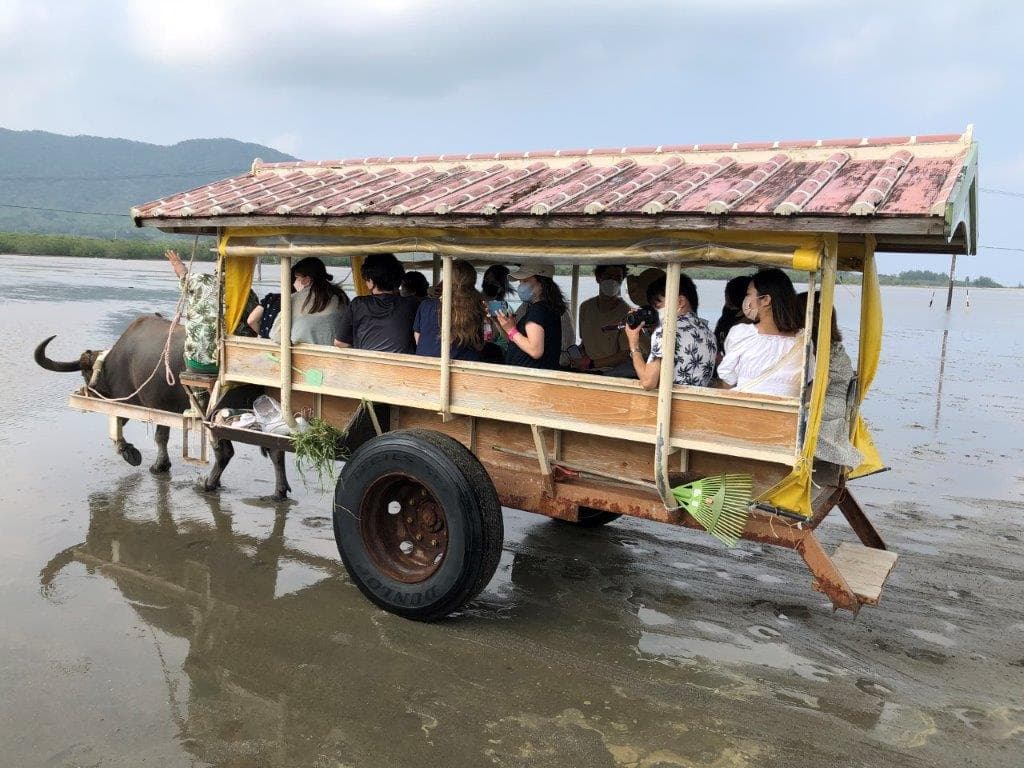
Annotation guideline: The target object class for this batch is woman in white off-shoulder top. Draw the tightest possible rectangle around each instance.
[716,268,808,398]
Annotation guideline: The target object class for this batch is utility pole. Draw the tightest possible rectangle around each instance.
[945,254,957,311]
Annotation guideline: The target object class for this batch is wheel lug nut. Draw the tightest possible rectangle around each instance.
[430,538,438,546]
[406,516,413,523]
[415,534,423,541]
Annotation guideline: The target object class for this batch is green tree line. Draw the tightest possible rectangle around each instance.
[0,231,217,261]
[1,230,1011,288]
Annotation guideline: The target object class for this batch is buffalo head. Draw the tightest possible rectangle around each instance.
[34,335,103,383]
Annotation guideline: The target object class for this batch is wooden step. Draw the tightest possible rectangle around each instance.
[829,542,899,606]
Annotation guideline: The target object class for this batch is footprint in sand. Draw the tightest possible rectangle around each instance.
[905,647,949,665]
[855,677,892,698]
[747,625,782,640]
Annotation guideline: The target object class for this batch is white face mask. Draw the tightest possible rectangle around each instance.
[598,279,621,298]
[741,295,760,322]
[293,277,309,293]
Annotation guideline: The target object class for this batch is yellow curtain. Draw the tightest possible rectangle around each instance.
[220,231,256,337]
[848,236,885,478]
[351,254,367,296]
[758,235,837,518]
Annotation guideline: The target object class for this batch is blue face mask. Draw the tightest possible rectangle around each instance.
[516,282,535,302]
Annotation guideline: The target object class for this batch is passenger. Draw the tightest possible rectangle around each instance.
[716,268,807,397]
[333,253,418,353]
[512,266,575,367]
[269,257,349,346]
[713,275,753,355]
[495,262,566,370]
[625,273,716,390]
[573,264,630,372]
[247,291,282,339]
[414,260,485,361]
[165,249,229,373]
[481,264,513,302]
[624,266,664,362]
[399,271,430,304]
[234,289,260,338]
[479,265,514,361]
[798,291,863,471]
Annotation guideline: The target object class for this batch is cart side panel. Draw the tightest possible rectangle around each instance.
[223,339,800,465]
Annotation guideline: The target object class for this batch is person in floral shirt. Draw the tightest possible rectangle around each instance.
[624,273,717,390]
[165,250,257,373]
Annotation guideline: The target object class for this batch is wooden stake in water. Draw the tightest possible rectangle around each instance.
[945,254,957,311]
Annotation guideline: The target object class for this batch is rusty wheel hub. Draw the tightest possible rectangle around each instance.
[359,474,448,583]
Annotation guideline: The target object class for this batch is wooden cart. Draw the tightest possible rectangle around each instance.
[73,128,978,620]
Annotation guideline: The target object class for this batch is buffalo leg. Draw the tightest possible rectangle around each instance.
[150,425,172,474]
[113,418,142,467]
[203,439,234,492]
[269,449,291,501]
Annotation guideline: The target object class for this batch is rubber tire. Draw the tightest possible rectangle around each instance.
[563,507,622,528]
[333,429,504,621]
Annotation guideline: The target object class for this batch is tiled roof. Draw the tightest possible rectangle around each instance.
[132,128,977,249]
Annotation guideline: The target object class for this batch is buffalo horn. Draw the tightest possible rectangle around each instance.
[34,335,83,372]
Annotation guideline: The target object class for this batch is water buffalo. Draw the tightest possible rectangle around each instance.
[34,313,292,499]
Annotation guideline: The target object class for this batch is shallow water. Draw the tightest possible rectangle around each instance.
[1,254,1022,767]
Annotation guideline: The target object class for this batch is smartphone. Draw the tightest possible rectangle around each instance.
[566,343,583,361]
[487,300,511,316]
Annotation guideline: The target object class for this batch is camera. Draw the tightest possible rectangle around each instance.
[624,305,659,330]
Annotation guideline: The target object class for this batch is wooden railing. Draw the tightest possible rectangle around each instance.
[222,337,800,465]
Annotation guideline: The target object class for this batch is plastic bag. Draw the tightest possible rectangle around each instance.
[253,395,290,435]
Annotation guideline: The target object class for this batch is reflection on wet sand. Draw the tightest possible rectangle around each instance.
[37,478,913,767]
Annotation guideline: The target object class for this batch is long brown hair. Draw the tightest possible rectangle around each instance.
[448,260,485,349]
[796,290,842,353]
[293,257,349,314]
[535,275,567,317]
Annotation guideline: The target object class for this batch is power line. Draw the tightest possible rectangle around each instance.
[0,202,128,217]
[980,187,1024,198]
[978,245,1024,253]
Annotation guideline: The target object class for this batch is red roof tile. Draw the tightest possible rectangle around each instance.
[132,129,977,241]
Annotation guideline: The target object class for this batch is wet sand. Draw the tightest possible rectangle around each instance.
[1,255,1022,767]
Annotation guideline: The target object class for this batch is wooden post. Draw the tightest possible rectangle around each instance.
[570,264,580,316]
[654,261,681,508]
[945,254,957,311]
[432,253,441,287]
[797,269,817,448]
[439,255,453,421]
[279,256,296,428]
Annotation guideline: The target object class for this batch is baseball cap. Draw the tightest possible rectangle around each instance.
[508,261,556,280]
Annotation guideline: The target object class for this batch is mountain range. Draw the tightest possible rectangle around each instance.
[0,128,296,240]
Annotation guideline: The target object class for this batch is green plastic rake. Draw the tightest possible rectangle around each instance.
[671,474,753,547]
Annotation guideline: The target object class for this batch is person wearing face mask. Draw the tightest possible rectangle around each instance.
[716,268,807,397]
[624,273,716,390]
[573,264,631,372]
[269,257,350,346]
[334,252,419,353]
[494,262,566,370]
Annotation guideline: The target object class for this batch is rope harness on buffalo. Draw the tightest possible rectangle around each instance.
[87,236,200,403]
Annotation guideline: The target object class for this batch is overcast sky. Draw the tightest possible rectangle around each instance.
[2,0,1021,281]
